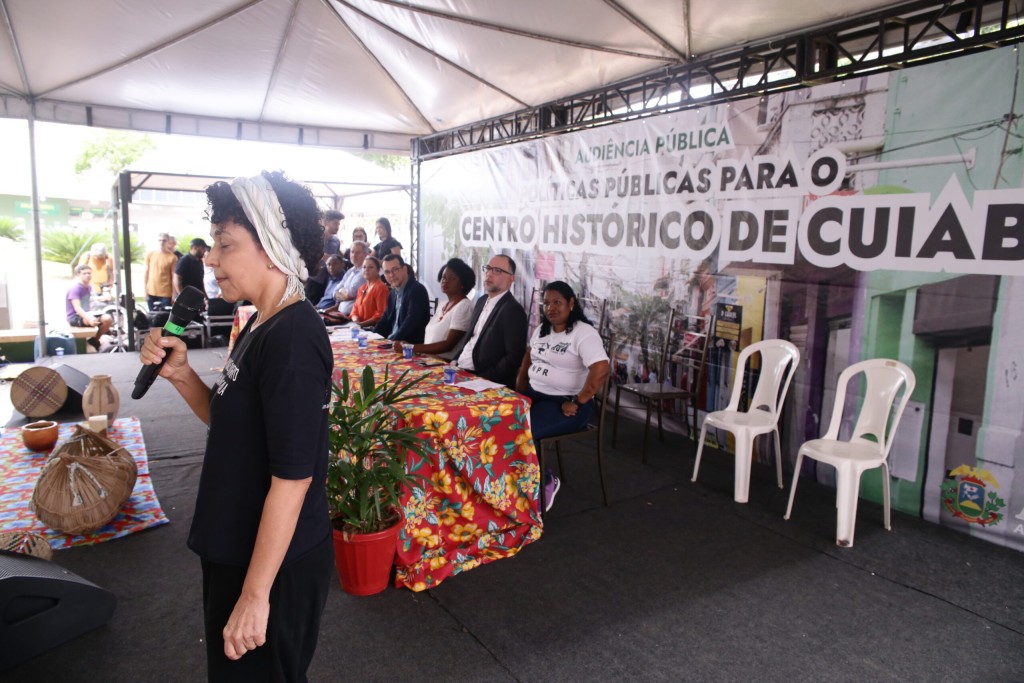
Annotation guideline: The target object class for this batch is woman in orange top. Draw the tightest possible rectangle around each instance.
[322,256,388,326]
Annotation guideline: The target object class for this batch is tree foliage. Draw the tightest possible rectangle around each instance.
[74,131,156,177]
[355,152,410,173]
[42,228,144,269]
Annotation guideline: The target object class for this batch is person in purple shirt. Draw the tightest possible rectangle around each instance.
[66,264,112,350]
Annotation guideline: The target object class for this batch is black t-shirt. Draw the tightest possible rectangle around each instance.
[174,253,205,293]
[187,300,333,567]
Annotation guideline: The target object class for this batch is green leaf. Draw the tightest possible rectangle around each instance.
[326,366,433,534]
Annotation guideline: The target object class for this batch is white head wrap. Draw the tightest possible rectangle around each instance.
[229,174,308,304]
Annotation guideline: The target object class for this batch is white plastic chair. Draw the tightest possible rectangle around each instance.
[691,339,800,503]
[784,358,916,547]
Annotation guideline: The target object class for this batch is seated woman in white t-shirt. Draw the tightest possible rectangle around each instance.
[399,257,475,359]
[515,280,609,511]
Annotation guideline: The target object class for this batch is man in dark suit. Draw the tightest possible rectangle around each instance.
[454,254,527,388]
[374,253,430,344]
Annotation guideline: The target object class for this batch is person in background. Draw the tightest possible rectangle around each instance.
[322,210,343,260]
[374,253,430,344]
[204,260,222,299]
[313,255,346,312]
[321,255,388,327]
[402,257,474,359]
[143,232,178,310]
[331,240,368,317]
[174,238,209,301]
[515,280,609,511]
[305,212,347,304]
[453,254,527,388]
[371,217,402,260]
[138,170,333,681]
[77,242,114,299]
[66,264,113,350]
[341,226,367,269]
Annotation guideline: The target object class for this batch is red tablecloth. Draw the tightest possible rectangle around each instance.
[331,338,543,591]
[0,417,169,549]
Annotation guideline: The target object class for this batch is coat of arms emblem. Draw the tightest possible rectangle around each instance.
[940,465,1005,526]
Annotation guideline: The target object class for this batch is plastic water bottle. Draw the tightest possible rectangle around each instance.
[55,347,65,357]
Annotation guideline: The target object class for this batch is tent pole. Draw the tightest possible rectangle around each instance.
[410,147,420,281]
[119,172,136,352]
[108,183,126,353]
[27,103,48,359]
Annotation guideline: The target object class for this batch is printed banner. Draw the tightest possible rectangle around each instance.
[419,45,1024,553]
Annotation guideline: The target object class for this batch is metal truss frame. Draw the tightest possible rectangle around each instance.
[412,0,1024,161]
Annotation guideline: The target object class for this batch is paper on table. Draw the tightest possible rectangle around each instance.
[455,378,505,392]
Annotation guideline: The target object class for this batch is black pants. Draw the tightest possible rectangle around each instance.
[201,536,333,682]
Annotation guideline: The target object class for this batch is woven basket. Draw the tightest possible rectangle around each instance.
[11,366,68,418]
[0,531,53,560]
[31,426,138,535]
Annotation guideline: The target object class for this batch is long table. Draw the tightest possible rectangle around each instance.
[330,336,543,591]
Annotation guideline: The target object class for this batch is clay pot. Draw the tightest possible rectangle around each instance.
[82,374,120,423]
[22,420,59,451]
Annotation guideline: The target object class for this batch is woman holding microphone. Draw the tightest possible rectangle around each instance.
[139,171,332,681]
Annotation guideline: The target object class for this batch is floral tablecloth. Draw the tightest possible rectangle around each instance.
[331,337,543,591]
[0,417,169,549]
[228,304,258,352]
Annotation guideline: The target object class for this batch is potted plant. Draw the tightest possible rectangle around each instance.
[326,364,429,596]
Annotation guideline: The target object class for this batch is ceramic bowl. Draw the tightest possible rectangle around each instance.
[22,420,59,451]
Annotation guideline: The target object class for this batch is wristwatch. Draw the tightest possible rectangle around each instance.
[567,395,579,405]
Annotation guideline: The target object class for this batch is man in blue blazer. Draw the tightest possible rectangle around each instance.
[375,254,430,344]
[453,254,527,388]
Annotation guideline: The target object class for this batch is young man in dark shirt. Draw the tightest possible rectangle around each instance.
[174,238,209,300]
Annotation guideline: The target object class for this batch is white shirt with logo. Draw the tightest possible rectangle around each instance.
[527,322,608,397]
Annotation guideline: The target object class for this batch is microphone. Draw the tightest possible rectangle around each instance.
[131,286,206,400]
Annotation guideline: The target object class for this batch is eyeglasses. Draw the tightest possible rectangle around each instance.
[481,264,512,277]
[382,267,403,276]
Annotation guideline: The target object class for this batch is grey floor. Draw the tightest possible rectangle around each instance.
[3,350,1024,682]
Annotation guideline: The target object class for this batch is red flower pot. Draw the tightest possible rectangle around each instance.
[332,523,401,596]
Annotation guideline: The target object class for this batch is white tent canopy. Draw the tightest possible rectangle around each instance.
[0,0,946,353]
[1,0,908,153]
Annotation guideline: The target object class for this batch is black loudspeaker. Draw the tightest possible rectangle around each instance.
[0,551,117,670]
[52,363,91,413]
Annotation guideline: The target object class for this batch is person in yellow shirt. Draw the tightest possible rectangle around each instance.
[77,243,114,300]
[143,233,179,309]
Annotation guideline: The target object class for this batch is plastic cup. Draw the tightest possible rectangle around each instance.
[358,335,368,349]
[350,326,360,339]
[443,364,457,385]
[403,345,413,360]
